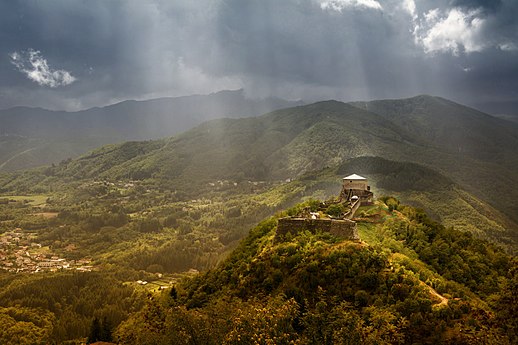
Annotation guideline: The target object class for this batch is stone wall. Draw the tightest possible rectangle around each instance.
[276,217,360,241]
[343,181,368,190]
[344,199,361,219]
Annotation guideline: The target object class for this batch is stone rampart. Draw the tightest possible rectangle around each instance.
[276,217,360,241]
[344,199,361,219]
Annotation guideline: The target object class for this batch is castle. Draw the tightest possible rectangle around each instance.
[340,174,373,205]
[276,174,373,241]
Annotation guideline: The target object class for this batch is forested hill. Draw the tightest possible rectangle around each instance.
[349,95,518,228]
[116,199,517,344]
[12,96,509,182]
[0,89,301,172]
[351,95,518,165]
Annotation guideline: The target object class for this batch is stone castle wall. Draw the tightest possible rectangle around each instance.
[344,199,362,219]
[343,181,368,190]
[276,217,360,241]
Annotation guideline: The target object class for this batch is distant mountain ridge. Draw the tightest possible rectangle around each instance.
[472,100,518,121]
[0,89,303,140]
[66,95,515,184]
[0,90,302,171]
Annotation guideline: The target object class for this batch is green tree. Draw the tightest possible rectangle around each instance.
[87,317,101,344]
[101,317,113,343]
[326,203,345,218]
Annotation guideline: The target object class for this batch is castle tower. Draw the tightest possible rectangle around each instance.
[343,174,368,191]
[341,174,373,204]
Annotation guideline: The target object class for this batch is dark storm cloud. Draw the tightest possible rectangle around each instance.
[185,0,428,100]
[0,0,516,111]
[452,0,503,12]
[0,1,227,109]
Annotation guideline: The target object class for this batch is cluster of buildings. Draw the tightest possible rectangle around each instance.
[0,229,93,273]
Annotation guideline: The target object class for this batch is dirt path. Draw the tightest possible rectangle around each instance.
[420,281,449,307]
[0,146,38,170]
[389,253,449,307]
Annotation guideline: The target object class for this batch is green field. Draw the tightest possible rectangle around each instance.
[0,194,48,206]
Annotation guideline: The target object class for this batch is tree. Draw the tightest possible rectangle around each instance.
[170,286,178,300]
[326,204,345,218]
[87,317,101,344]
[493,262,518,342]
[101,317,113,343]
[87,316,113,343]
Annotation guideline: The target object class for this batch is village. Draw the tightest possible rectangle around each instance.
[0,228,94,273]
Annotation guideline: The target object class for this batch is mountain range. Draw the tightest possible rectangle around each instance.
[0,89,302,171]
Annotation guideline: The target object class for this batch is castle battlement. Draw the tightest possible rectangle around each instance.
[275,217,360,241]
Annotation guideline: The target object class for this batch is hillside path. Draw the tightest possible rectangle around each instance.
[0,146,38,170]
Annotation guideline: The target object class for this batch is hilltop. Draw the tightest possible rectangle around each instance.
[115,199,517,344]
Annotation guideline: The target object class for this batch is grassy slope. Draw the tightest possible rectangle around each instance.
[284,156,518,249]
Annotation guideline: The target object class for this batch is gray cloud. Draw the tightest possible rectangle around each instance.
[452,0,503,12]
[0,0,516,111]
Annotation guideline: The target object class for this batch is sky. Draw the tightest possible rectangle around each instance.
[0,0,517,112]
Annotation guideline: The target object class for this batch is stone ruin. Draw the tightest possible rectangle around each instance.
[275,174,373,241]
